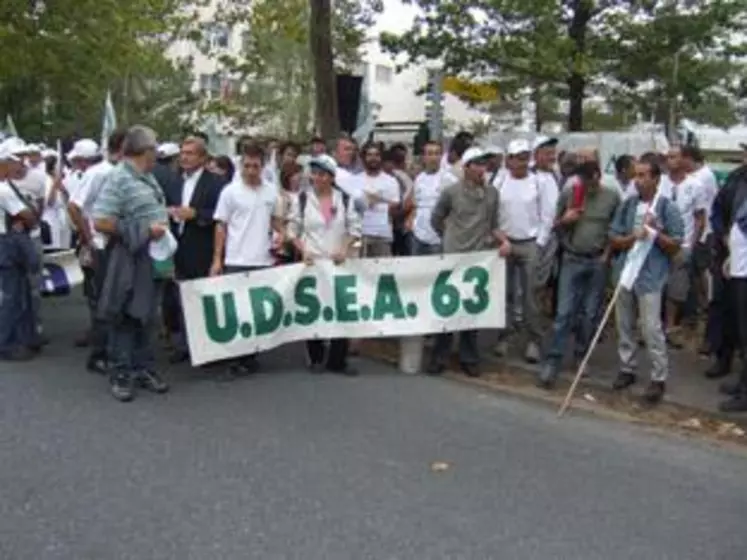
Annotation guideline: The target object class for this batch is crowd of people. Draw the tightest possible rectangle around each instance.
[0,126,746,413]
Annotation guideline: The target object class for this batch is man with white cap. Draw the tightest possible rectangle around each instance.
[428,147,511,377]
[493,138,556,363]
[68,130,127,374]
[4,138,49,343]
[0,139,40,361]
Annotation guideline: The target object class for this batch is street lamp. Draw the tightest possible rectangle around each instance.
[424,59,445,142]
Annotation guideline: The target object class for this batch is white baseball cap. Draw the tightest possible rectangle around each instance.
[532,135,559,151]
[507,139,531,156]
[484,145,504,156]
[460,147,489,166]
[309,154,338,176]
[67,139,99,160]
[0,138,23,162]
[157,142,181,158]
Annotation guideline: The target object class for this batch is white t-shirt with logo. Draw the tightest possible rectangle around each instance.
[412,170,443,246]
[214,179,277,267]
[351,171,399,240]
[0,181,27,235]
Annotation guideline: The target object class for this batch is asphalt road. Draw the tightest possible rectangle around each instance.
[1,295,746,560]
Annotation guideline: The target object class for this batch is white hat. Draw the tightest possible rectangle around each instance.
[0,138,23,162]
[67,139,99,160]
[460,147,489,166]
[309,154,338,176]
[483,145,504,156]
[148,229,178,262]
[22,143,42,154]
[532,135,558,151]
[157,142,180,158]
[41,148,57,159]
[5,137,31,157]
[507,139,531,156]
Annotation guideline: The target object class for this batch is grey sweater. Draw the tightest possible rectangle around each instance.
[430,180,500,253]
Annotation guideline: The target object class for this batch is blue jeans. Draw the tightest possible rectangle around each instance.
[544,253,606,368]
[109,284,161,374]
[0,266,36,356]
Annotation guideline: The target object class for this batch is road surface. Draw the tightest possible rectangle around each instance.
[1,295,745,559]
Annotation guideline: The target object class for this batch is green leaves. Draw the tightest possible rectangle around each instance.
[382,0,747,131]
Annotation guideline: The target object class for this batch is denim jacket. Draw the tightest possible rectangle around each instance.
[609,192,684,295]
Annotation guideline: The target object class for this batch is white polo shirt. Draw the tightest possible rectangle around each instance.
[214,178,277,267]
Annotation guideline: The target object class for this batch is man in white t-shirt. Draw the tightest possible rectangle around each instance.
[211,144,277,377]
[410,141,444,256]
[349,142,400,258]
[0,140,40,361]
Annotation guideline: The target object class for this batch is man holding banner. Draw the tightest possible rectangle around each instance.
[608,153,684,404]
[427,147,511,377]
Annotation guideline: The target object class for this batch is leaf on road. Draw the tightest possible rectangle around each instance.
[716,422,746,437]
[583,393,597,403]
[678,417,703,430]
[430,461,451,472]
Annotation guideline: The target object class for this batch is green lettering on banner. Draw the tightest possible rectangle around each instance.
[462,266,490,314]
[334,274,359,322]
[372,274,406,320]
[431,270,460,318]
[202,293,239,343]
[249,286,284,336]
[293,276,320,326]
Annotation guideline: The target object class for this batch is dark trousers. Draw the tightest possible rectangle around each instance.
[705,265,727,355]
[0,266,36,356]
[108,283,161,374]
[391,229,412,257]
[85,248,110,361]
[306,338,349,371]
[431,330,479,367]
[716,278,747,387]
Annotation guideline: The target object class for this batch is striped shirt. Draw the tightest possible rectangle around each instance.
[93,161,168,224]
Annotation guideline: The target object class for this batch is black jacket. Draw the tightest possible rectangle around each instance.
[161,167,228,280]
[711,164,747,263]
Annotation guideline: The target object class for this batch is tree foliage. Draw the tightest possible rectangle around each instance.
[381,0,747,132]
[199,0,382,138]
[0,0,203,140]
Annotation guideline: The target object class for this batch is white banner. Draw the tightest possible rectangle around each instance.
[41,250,83,296]
[181,252,506,366]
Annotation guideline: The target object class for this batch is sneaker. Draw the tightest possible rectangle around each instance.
[493,340,508,357]
[537,363,558,390]
[110,373,135,402]
[612,372,637,391]
[461,363,480,378]
[137,370,169,394]
[718,392,747,413]
[642,381,666,404]
[524,342,541,364]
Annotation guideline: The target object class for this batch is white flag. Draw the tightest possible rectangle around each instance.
[618,237,655,290]
[55,139,63,177]
[5,114,18,137]
[100,90,117,157]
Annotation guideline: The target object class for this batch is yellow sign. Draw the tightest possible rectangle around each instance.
[442,77,499,102]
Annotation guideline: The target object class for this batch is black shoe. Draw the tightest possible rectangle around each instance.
[718,393,747,413]
[642,381,666,404]
[86,357,108,375]
[110,373,135,402]
[329,365,358,377]
[719,380,744,397]
[308,362,325,374]
[74,332,91,348]
[612,372,637,390]
[705,362,731,379]
[229,356,259,378]
[137,370,169,394]
[0,347,36,361]
[168,350,189,364]
[38,334,51,347]
[426,361,444,376]
[461,363,480,378]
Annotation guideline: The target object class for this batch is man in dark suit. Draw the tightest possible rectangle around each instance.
[164,135,228,363]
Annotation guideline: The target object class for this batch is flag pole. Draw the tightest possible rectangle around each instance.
[557,281,624,418]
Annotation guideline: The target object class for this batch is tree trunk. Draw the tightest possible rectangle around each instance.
[309,0,339,139]
[566,1,592,131]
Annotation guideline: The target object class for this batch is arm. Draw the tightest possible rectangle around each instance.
[211,222,227,273]
[92,173,121,237]
[343,193,363,253]
[430,186,452,237]
[490,190,509,246]
[536,177,559,246]
[653,200,684,257]
[608,199,636,251]
[552,186,572,230]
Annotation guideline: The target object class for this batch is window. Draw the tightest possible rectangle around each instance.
[374,64,393,85]
[198,73,223,98]
[203,23,230,50]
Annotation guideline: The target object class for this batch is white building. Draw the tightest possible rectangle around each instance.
[166,1,486,138]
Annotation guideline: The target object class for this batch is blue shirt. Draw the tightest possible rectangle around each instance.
[609,192,684,295]
[93,161,168,224]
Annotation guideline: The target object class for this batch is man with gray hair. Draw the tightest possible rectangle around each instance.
[93,125,171,402]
